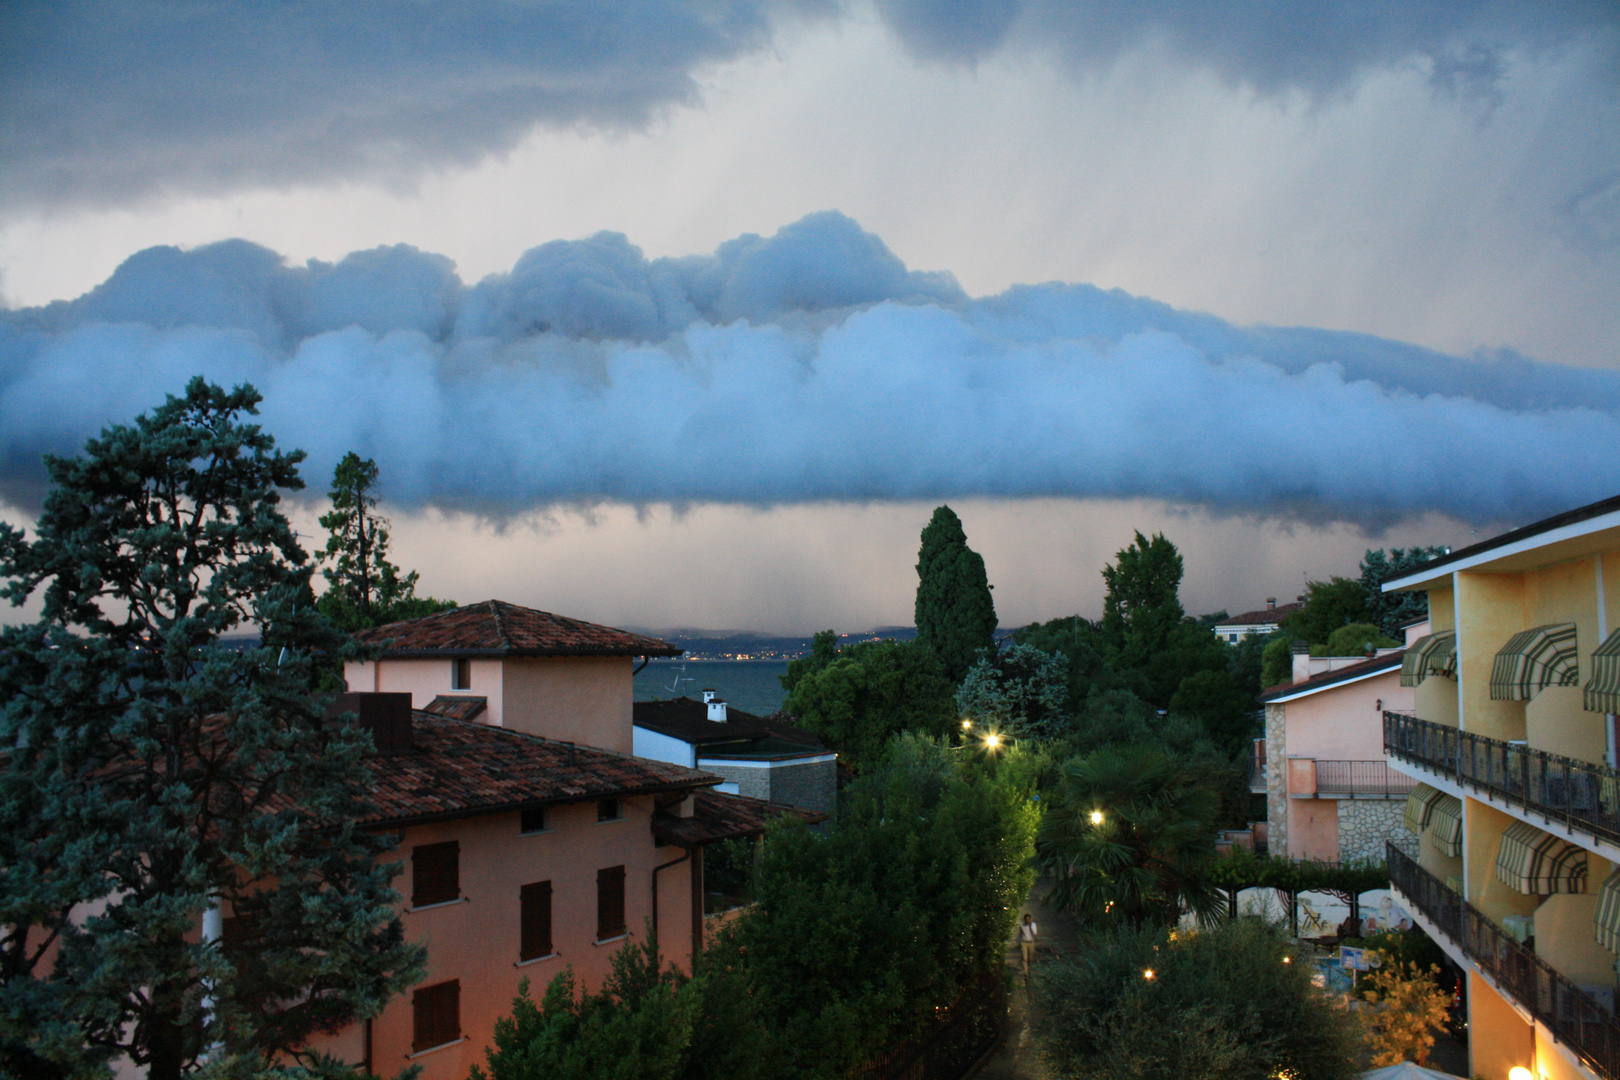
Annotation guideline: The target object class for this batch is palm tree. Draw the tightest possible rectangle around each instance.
[1038,744,1223,928]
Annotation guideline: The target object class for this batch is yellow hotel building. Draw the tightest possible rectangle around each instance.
[1383,494,1620,1080]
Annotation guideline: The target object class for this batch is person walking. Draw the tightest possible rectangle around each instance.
[1018,913,1038,976]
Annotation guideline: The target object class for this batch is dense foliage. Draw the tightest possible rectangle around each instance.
[913,505,998,683]
[1036,919,1361,1080]
[317,451,455,631]
[1283,576,1372,644]
[1359,954,1452,1068]
[0,380,423,1080]
[956,642,1070,740]
[1037,744,1223,928]
[1360,546,1449,638]
[779,637,955,772]
[1316,622,1400,657]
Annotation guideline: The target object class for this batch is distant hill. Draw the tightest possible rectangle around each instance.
[637,626,920,660]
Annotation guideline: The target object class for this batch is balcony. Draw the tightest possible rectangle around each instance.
[1384,711,1620,849]
[1312,760,1419,798]
[1386,841,1619,1080]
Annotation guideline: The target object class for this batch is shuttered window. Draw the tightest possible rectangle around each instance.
[412,841,460,907]
[521,881,553,960]
[451,658,472,690]
[597,865,626,940]
[412,980,460,1052]
[520,806,547,834]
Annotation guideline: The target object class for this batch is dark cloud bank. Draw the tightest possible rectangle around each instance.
[4,1,1614,211]
[2,212,1615,527]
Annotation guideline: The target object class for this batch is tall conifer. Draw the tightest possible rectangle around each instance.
[0,379,423,1079]
[913,505,997,683]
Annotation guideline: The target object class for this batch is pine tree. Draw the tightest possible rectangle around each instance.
[1100,532,1185,672]
[318,450,454,631]
[913,506,997,684]
[0,379,425,1080]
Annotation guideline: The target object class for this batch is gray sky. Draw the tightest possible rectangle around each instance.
[1,2,1615,632]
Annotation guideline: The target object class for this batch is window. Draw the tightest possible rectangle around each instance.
[520,881,553,960]
[412,841,459,907]
[412,980,460,1052]
[597,797,620,822]
[520,806,547,834]
[451,658,471,690]
[597,865,626,940]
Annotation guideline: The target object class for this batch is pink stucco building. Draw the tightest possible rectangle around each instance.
[1258,622,1426,862]
[297,602,814,1079]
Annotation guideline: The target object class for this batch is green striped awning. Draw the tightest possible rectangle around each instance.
[1400,632,1457,687]
[1427,794,1463,858]
[1404,783,1448,834]
[1490,624,1580,701]
[1597,870,1620,953]
[1585,627,1620,715]
[1495,820,1587,895]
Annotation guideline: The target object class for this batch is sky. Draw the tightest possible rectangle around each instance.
[2,1,1617,633]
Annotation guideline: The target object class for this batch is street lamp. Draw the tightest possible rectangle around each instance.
[983,733,1002,751]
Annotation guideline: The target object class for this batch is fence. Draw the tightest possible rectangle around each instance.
[848,971,1007,1080]
[1383,711,1620,848]
[1385,841,1619,1080]
[1313,759,1418,796]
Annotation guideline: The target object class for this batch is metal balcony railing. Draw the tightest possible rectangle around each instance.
[1386,842,1619,1080]
[1384,711,1620,849]
[1313,760,1419,797]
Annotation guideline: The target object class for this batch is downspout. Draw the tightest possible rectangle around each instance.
[691,843,705,956]
[651,849,690,955]
[634,655,652,676]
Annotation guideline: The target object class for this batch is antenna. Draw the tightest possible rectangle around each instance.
[664,664,692,696]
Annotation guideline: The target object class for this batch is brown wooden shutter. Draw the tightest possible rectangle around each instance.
[412,979,460,1051]
[520,881,552,961]
[597,865,625,940]
[412,841,460,907]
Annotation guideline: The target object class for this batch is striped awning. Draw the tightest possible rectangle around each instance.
[1495,819,1587,895]
[1427,794,1463,858]
[1490,624,1580,701]
[1404,783,1448,834]
[1585,627,1620,715]
[1598,869,1620,953]
[1400,632,1457,687]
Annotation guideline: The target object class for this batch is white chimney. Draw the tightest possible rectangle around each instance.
[707,698,728,723]
[701,688,717,703]
[1265,597,1276,610]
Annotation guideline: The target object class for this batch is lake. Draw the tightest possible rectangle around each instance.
[634,659,790,716]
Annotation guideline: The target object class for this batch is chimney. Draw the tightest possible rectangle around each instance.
[328,692,412,755]
[1265,597,1276,610]
[1290,641,1311,685]
[707,698,728,723]
[701,688,717,703]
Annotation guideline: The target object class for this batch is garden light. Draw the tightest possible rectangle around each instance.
[1089,810,1104,826]
[1142,968,1155,980]
[984,733,1002,750]
[1508,1070,1534,1080]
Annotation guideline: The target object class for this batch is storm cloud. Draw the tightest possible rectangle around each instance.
[2,212,1616,525]
[5,1,1615,213]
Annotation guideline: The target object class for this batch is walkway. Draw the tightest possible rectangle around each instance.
[970,877,1080,1080]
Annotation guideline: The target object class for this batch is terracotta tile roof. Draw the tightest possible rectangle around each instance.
[632,697,824,748]
[352,711,715,829]
[1215,602,1303,628]
[1257,649,1406,703]
[652,789,826,848]
[422,695,488,722]
[357,600,681,658]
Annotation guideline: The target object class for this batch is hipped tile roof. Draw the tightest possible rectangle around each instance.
[632,697,824,748]
[652,789,826,848]
[354,711,714,829]
[1257,649,1406,703]
[357,600,681,659]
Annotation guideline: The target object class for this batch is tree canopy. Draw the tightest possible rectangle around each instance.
[780,638,955,772]
[1360,546,1449,638]
[913,506,997,683]
[956,643,1070,741]
[1282,576,1372,645]
[0,380,423,1080]
[318,450,455,630]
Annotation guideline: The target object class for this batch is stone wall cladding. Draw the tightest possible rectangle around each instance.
[1265,703,1289,857]
[709,763,771,802]
[768,759,837,820]
[1337,798,1419,863]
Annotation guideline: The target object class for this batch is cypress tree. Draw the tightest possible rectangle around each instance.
[913,505,997,683]
[0,379,424,1079]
